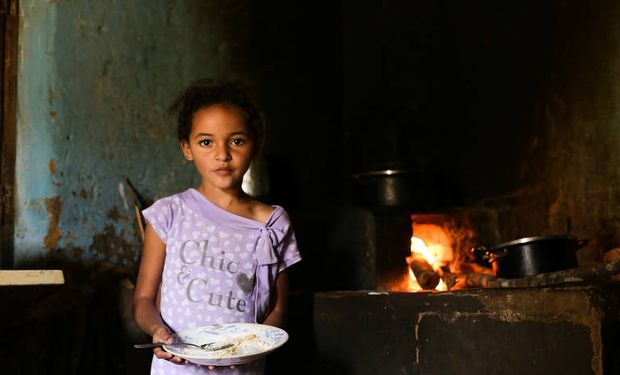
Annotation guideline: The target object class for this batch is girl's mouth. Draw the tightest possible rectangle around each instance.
[214,167,233,176]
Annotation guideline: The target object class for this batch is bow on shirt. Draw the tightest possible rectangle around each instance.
[257,225,288,265]
[254,224,289,322]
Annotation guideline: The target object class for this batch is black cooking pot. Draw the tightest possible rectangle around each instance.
[473,235,587,279]
[351,168,441,210]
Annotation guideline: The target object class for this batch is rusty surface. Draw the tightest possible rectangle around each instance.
[43,196,62,249]
[48,159,55,176]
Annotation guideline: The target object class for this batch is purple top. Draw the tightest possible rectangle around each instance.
[142,188,301,374]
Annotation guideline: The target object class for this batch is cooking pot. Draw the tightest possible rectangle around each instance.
[351,168,441,210]
[473,235,587,279]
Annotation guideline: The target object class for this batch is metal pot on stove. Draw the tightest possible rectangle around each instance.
[473,235,588,279]
[350,168,442,210]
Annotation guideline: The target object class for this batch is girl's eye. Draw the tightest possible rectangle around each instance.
[231,138,246,146]
[199,139,212,147]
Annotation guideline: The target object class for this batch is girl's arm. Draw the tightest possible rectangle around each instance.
[133,223,186,364]
[261,270,290,328]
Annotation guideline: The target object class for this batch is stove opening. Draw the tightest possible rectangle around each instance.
[406,223,452,291]
[394,213,493,292]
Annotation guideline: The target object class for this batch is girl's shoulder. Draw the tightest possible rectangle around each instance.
[238,195,292,226]
[250,200,277,224]
[144,190,198,221]
[252,202,294,231]
[147,191,185,209]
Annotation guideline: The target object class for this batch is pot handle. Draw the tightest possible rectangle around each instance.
[472,246,508,263]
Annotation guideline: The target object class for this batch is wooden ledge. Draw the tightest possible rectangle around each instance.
[0,270,65,286]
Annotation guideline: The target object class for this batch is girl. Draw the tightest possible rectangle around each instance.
[133,79,302,374]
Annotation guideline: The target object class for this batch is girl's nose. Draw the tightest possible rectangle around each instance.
[214,144,231,161]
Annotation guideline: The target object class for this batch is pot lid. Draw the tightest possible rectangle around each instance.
[351,169,413,179]
[493,235,577,249]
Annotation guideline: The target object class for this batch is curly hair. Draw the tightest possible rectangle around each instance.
[167,79,265,155]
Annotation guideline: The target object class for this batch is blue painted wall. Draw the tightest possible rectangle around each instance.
[16,0,257,266]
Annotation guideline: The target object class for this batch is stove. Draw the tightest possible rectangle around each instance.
[289,205,620,375]
[312,284,620,375]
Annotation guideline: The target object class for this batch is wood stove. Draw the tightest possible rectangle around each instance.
[288,205,620,375]
[312,284,620,375]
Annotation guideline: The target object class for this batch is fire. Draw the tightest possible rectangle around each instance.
[406,236,447,291]
[405,223,454,292]
[410,236,438,266]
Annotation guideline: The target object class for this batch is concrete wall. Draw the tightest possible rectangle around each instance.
[16,0,258,266]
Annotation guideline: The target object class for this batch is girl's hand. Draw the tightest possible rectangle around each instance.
[152,326,188,365]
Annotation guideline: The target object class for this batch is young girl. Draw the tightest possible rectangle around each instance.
[133,79,302,374]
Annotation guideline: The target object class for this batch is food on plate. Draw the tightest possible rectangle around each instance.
[171,333,270,358]
[162,323,288,366]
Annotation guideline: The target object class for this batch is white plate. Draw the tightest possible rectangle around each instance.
[163,323,289,366]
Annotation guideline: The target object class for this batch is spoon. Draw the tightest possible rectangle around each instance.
[134,342,234,351]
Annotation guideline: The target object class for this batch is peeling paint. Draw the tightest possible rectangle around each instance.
[89,224,136,266]
[107,206,121,222]
[48,159,56,176]
[72,189,89,199]
[43,196,62,249]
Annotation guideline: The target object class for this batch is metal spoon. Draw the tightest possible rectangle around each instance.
[134,342,234,351]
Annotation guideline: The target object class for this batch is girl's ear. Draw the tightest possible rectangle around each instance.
[180,141,193,161]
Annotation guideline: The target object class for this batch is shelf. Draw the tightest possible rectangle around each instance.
[0,270,65,286]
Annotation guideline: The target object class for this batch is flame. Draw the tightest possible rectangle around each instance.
[406,234,451,292]
[410,236,437,266]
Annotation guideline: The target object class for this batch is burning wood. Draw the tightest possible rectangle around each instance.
[409,254,440,290]
[400,215,620,292]
[457,259,620,288]
[459,272,497,288]
[439,266,458,289]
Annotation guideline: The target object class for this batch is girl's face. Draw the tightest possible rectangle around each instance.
[181,105,254,193]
